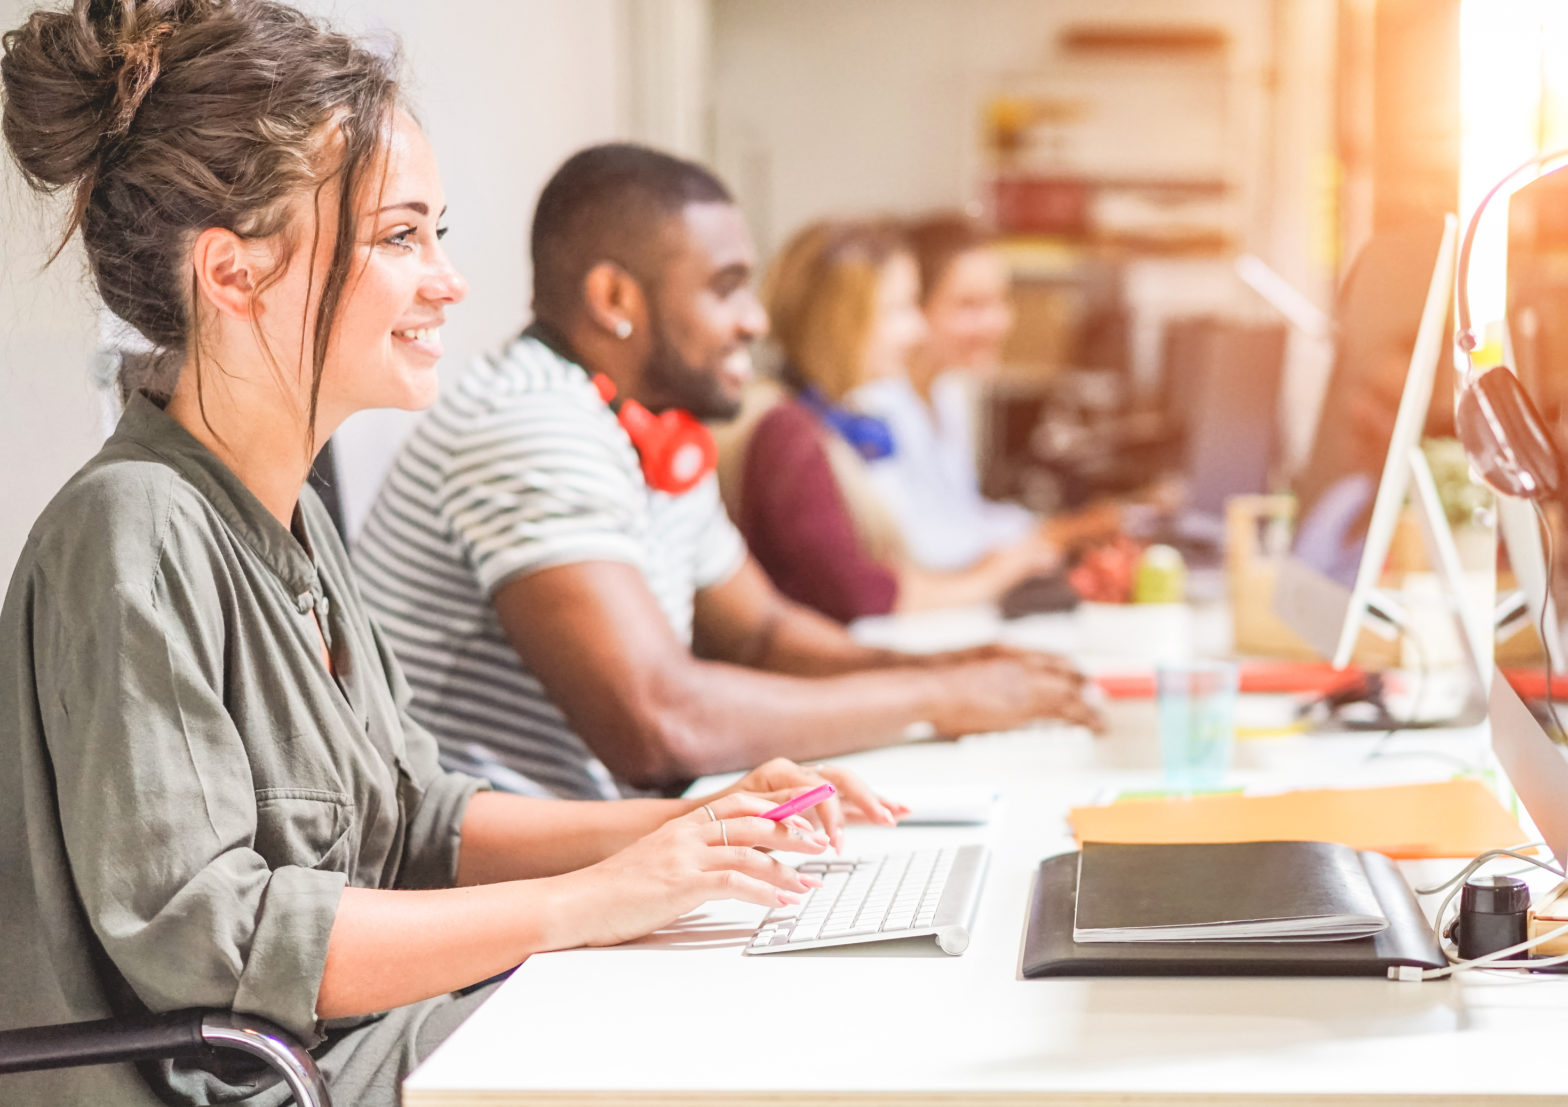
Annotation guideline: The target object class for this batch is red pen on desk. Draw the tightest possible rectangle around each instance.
[759,782,835,821]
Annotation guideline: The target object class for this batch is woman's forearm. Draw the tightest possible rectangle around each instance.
[454,791,695,885]
[322,793,822,1019]
[317,881,578,1018]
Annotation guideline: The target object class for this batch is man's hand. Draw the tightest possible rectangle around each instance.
[927,656,1104,737]
[906,641,1085,681]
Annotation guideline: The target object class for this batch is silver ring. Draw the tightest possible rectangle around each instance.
[720,820,729,847]
[701,804,717,822]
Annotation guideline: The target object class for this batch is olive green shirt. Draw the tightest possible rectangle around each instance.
[0,395,489,1104]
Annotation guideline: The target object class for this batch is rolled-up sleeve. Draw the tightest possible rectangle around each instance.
[40,568,345,1043]
[396,722,488,890]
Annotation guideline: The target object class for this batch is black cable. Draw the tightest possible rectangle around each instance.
[1530,498,1566,739]
[1364,623,1436,764]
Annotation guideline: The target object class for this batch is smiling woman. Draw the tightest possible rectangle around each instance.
[156,109,468,525]
[0,2,861,1105]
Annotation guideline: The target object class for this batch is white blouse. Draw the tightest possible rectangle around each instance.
[853,372,1036,571]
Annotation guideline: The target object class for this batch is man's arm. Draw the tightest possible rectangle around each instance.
[691,556,906,675]
[491,560,1097,790]
[693,555,1087,680]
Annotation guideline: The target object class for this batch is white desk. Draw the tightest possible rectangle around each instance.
[405,692,1568,1105]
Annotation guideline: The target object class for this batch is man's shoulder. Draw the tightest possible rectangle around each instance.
[432,336,617,445]
[465,335,594,402]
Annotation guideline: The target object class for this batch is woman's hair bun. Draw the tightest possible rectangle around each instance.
[2,0,213,191]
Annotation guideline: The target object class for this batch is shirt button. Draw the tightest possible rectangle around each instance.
[318,595,331,617]
[296,592,314,614]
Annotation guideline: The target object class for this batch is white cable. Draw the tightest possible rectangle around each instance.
[1413,845,1562,896]
[1390,846,1568,980]
[1404,919,1568,980]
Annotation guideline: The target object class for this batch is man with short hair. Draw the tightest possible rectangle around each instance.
[355,143,1097,801]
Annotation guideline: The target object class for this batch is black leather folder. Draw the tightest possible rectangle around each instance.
[1022,850,1446,977]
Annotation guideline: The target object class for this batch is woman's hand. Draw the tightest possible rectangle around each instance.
[549,792,830,949]
[696,758,908,851]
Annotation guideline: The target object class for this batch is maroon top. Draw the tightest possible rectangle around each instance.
[736,399,899,622]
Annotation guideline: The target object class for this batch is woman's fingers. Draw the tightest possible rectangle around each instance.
[689,822,826,908]
[703,844,819,894]
[696,791,786,822]
[704,867,805,909]
[705,812,828,855]
[811,764,898,829]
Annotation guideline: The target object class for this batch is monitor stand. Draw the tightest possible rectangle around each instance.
[1352,445,1495,724]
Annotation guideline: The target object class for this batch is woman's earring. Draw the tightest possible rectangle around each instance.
[613,319,633,340]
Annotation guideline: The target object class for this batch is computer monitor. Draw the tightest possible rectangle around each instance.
[1487,449,1568,868]
[1489,670,1568,868]
[1475,167,1568,869]
[1274,214,1473,672]
[1497,166,1568,661]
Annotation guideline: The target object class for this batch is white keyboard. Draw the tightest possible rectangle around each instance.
[745,844,989,956]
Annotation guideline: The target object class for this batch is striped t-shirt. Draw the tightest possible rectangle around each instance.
[353,333,747,800]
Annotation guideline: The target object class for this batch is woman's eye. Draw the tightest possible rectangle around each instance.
[383,226,417,250]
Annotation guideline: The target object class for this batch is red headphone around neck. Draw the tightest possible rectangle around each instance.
[522,320,718,495]
[591,374,717,496]
[1455,151,1568,500]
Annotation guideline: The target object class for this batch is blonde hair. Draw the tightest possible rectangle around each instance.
[726,218,912,567]
[764,219,908,403]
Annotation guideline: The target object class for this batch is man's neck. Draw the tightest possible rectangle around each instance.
[532,313,643,400]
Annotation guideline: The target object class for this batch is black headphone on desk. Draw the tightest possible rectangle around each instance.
[1454,152,1568,499]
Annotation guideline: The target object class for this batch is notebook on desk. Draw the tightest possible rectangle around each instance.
[1024,848,1445,977]
[1073,841,1389,943]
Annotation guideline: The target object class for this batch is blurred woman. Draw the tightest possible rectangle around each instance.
[855,212,1118,576]
[858,214,1036,570]
[725,219,1058,622]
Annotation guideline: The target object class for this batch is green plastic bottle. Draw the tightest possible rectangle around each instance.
[1134,543,1187,604]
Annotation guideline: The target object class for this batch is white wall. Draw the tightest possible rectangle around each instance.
[0,1,632,582]
[306,0,631,535]
[0,0,104,583]
[712,0,1274,253]
[708,0,1340,469]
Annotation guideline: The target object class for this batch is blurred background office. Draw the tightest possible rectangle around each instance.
[5,0,1567,593]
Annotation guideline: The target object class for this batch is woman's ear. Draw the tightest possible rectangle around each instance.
[582,261,648,340]
[191,227,275,322]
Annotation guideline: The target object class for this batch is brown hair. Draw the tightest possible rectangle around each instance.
[765,219,908,404]
[1,0,399,443]
[904,212,997,306]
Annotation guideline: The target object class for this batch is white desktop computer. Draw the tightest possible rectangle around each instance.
[1273,215,1493,707]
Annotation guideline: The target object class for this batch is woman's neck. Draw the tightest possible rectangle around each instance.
[905,345,943,407]
[165,363,325,529]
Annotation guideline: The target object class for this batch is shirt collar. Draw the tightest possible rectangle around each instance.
[519,318,582,368]
[108,393,325,603]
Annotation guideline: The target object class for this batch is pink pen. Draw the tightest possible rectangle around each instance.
[759,782,835,822]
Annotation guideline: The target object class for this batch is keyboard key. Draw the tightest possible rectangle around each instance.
[820,922,879,939]
[745,845,988,957]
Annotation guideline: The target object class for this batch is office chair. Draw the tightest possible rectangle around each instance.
[0,1008,332,1106]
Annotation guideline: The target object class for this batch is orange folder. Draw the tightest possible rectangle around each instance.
[1067,778,1528,860]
